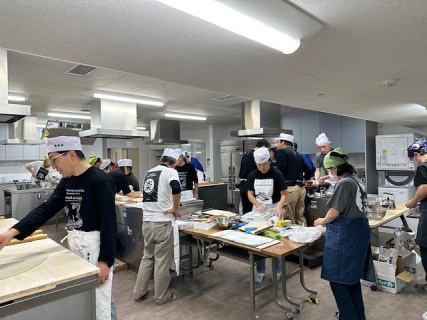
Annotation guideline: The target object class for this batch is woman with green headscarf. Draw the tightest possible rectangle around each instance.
[314,147,371,320]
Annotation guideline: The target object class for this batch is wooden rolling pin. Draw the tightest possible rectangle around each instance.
[8,233,48,246]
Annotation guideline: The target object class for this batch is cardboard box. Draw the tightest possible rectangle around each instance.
[373,250,416,294]
[404,250,422,277]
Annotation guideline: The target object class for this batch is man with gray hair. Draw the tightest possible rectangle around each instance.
[133,148,182,304]
[314,133,333,184]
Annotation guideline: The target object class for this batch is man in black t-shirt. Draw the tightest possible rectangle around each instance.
[117,158,141,192]
[175,154,199,198]
[276,133,311,225]
[239,139,270,214]
[0,136,117,319]
[108,165,142,198]
[246,146,287,283]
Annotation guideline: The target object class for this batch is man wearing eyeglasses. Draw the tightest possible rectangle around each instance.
[0,136,117,320]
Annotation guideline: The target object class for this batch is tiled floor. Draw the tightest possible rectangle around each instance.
[44,222,427,320]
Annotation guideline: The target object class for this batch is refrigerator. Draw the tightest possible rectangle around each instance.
[220,141,244,210]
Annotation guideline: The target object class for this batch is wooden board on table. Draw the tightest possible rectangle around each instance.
[239,222,271,235]
[203,209,237,218]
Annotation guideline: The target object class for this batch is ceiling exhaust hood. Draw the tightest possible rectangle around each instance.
[144,119,188,145]
[0,116,45,145]
[0,102,31,123]
[79,99,149,139]
[1,49,32,123]
[230,100,291,137]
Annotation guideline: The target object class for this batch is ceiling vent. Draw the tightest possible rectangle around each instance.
[66,64,96,76]
[213,94,240,102]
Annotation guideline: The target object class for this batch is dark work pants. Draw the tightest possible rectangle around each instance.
[420,246,427,282]
[239,180,252,214]
[330,282,366,320]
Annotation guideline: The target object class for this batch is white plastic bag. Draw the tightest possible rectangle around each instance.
[289,227,322,243]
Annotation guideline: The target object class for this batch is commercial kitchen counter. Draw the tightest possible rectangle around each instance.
[115,199,204,271]
[0,218,99,320]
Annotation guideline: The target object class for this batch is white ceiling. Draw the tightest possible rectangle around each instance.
[1,0,427,133]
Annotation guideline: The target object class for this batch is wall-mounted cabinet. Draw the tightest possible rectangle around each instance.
[23,145,40,160]
[1,144,47,161]
[0,145,5,160]
[5,145,24,160]
[320,113,342,150]
[283,112,367,154]
[341,117,366,153]
[300,113,320,154]
[39,144,47,158]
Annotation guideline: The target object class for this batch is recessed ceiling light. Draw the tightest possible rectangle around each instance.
[156,0,317,54]
[164,113,207,121]
[93,92,165,107]
[8,94,27,102]
[48,112,91,120]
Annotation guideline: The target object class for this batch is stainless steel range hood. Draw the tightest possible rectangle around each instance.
[144,119,188,145]
[79,99,149,139]
[0,49,32,124]
[0,116,44,145]
[230,100,291,137]
[0,102,31,123]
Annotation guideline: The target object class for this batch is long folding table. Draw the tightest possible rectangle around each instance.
[180,227,319,320]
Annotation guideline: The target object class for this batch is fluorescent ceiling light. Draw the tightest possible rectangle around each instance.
[164,113,207,121]
[93,92,165,107]
[8,94,26,102]
[48,112,91,120]
[156,0,301,54]
[137,126,147,130]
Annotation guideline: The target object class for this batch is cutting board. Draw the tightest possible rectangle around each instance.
[239,222,271,235]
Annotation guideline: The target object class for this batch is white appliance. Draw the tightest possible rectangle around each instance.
[377,186,417,233]
[376,133,417,171]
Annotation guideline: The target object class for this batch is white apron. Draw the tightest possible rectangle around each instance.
[166,214,180,276]
[62,230,113,320]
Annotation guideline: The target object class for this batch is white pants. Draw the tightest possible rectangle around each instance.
[66,230,113,320]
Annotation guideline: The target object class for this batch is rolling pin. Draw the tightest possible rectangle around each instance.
[8,234,48,246]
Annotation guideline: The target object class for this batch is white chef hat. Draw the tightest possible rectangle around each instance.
[316,133,330,146]
[254,147,271,164]
[46,136,82,153]
[278,133,294,143]
[100,159,111,170]
[118,159,132,167]
[162,148,182,161]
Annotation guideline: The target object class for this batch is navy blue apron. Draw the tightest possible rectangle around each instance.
[321,176,372,285]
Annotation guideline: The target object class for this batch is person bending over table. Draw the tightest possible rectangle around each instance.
[247,147,287,284]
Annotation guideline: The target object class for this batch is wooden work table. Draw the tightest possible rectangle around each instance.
[368,203,410,229]
[181,225,318,318]
[0,218,99,320]
[368,203,410,247]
